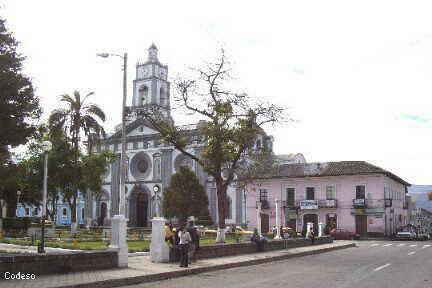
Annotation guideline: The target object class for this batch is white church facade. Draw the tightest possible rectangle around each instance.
[85,44,274,228]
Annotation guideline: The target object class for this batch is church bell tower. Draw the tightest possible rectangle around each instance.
[132,44,170,116]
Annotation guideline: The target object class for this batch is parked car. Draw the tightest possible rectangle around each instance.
[395,231,416,241]
[330,228,357,240]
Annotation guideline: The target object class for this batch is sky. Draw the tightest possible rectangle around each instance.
[2,0,432,184]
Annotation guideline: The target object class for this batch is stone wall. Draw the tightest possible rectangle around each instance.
[196,237,332,259]
[0,250,117,275]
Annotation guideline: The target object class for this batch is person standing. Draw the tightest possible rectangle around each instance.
[309,227,315,245]
[178,224,191,267]
[187,220,200,263]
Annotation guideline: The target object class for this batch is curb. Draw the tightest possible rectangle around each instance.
[53,243,355,288]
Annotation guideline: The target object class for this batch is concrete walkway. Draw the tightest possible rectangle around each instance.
[0,241,355,288]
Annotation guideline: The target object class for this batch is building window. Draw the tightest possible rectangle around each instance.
[81,208,85,220]
[62,208,67,218]
[160,87,166,106]
[139,85,148,105]
[259,189,268,201]
[153,155,161,180]
[326,185,336,200]
[384,186,391,199]
[356,185,365,199]
[33,207,38,216]
[139,126,144,132]
[25,207,30,216]
[306,187,315,200]
[114,143,118,151]
[133,141,138,149]
[286,188,295,207]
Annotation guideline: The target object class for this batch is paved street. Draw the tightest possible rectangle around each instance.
[124,241,432,288]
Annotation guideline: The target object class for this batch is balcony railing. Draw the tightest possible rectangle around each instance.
[353,198,366,208]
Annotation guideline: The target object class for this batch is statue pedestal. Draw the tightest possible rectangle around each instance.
[109,215,128,267]
[150,217,170,263]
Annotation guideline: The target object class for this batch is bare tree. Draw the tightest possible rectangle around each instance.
[136,50,285,242]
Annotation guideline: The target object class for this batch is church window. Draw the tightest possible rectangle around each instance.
[139,85,148,105]
[153,155,161,180]
[160,87,166,106]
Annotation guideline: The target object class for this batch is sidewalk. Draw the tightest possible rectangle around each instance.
[1,241,355,288]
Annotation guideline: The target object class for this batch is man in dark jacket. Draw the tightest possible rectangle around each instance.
[187,220,200,263]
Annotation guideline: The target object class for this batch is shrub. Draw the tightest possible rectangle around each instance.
[3,217,32,231]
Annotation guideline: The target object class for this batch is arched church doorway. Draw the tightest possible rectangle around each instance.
[129,185,149,227]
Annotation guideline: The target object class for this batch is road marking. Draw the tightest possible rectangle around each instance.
[422,245,430,249]
[374,263,391,272]
[408,251,416,256]
[409,244,417,247]
[383,244,392,247]
[397,244,405,247]
[371,243,380,247]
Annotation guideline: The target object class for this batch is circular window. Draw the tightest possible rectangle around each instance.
[137,159,148,173]
[130,152,152,180]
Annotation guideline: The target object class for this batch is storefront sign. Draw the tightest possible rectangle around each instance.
[299,200,318,210]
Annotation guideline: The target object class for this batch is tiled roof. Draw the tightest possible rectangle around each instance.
[266,161,410,186]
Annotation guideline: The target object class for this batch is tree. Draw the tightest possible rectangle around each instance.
[0,16,41,163]
[138,50,285,242]
[49,91,106,231]
[163,166,211,224]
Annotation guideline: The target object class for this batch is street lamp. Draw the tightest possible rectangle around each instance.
[97,52,128,267]
[39,140,52,253]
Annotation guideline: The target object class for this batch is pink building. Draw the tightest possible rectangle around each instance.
[246,161,410,237]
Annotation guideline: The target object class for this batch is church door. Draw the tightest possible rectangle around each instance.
[136,193,148,227]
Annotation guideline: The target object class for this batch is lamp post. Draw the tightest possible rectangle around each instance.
[97,52,128,267]
[39,140,52,253]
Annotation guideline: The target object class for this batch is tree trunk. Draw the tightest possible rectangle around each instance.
[70,194,78,234]
[215,179,227,243]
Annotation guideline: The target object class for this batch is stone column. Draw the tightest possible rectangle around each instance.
[256,201,262,236]
[109,215,128,267]
[274,199,281,239]
[150,217,170,262]
[318,222,325,237]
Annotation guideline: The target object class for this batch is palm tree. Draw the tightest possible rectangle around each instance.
[49,91,105,232]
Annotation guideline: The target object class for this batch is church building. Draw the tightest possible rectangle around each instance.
[85,44,274,228]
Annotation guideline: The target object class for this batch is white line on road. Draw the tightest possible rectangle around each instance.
[408,251,416,256]
[397,244,405,247]
[383,244,392,247]
[422,245,431,249]
[371,244,380,247]
[374,263,391,272]
[409,245,417,247]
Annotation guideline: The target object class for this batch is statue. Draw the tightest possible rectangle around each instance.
[152,185,162,218]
